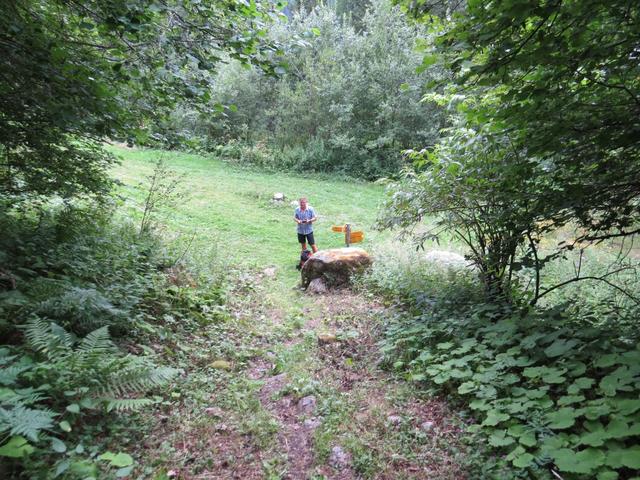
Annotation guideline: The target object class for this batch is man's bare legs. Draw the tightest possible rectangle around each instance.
[301,242,318,254]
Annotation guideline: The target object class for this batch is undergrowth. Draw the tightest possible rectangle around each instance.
[364,249,640,479]
[0,196,228,479]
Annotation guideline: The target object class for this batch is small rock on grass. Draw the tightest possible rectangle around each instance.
[263,266,277,278]
[420,421,435,432]
[298,395,317,413]
[307,277,329,294]
[303,417,321,429]
[204,407,224,417]
[210,360,232,370]
[329,445,352,470]
[387,415,402,426]
[317,333,338,345]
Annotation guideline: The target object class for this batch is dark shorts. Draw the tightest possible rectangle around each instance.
[298,232,315,245]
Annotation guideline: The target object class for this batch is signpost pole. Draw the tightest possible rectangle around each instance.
[345,223,351,247]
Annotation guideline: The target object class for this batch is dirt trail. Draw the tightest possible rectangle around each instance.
[238,290,465,480]
[144,276,465,480]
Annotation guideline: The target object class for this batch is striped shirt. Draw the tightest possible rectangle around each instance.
[295,207,316,234]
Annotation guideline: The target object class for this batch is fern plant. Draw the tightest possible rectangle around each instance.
[23,318,179,410]
[35,287,127,335]
[0,320,179,463]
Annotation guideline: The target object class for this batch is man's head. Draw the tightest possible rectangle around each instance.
[299,197,308,210]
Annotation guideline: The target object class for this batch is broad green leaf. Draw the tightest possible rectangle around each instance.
[604,418,629,439]
[98,451,134,467]
[610,398,640,415]
[470,398,491,411]
[553,448,605,474]
[583,404,611,420]
[0,436,34,458]
[596,471,619,480]
[579,427,607,447]
[605,445,640,469]
[116,465,134,477]
[55,460,70,477]
[595,354,620,368]
[558,395,585,406]
[568,377,595,394]
[524,388,548,399]
[545,408,577,429]
[458,381,476,394]
[544,339,578,358]
[507,424,526,437]
[489,430,515,447]
[482,410,510,426]
[519,431,536,447]
[59,420,71,432]
[51,437,67,453]
[512,452,534,468]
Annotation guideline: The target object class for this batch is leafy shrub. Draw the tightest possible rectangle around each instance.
[365,251,640,479]
[0,198,162,336]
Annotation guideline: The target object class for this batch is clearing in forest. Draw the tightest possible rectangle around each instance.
[112,147,468,479]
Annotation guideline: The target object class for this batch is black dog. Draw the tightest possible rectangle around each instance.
[296,249,312,270]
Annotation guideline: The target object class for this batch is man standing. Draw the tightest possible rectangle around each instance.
[294,197,318,253]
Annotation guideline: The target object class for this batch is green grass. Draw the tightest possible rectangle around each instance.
[109,145,388,286]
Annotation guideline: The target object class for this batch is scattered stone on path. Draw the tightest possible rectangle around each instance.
[329,445,352,470]
[387,415,402,426]
[262,266,277,278]
[303,418,321,430]
[297,395,317,414]
[210,360,232,370]
[420,421,435,432]
[307,277,329,294]
[273,192,285,201]
[214,423,230,432]
[204,406,224,418]
[301,247,372,289]
[317,332,338,345]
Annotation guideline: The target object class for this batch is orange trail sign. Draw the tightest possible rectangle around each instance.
[349,231,364,243]
[332,223,364,246]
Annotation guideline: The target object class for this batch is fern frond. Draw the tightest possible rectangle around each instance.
[101,361,179,397]
[0,365,31,387]
[23,319,73,358]
[0,405,56,442]
[77,326,116,355]
[0,387,47,407]
[103,398,154,412]
[0,348,17,366]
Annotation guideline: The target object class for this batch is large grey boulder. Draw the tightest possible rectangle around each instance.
[424,250,469,269]
[301,247,372,289]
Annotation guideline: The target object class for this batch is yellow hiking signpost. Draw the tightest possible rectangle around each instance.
[331,224,364,247]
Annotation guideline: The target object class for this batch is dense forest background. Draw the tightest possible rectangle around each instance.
[146,0,445,179]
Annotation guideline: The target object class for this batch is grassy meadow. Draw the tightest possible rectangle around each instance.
[109,145,390,286]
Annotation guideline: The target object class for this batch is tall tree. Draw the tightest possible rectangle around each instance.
[400,0,640,243]
[0,0,284,198]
